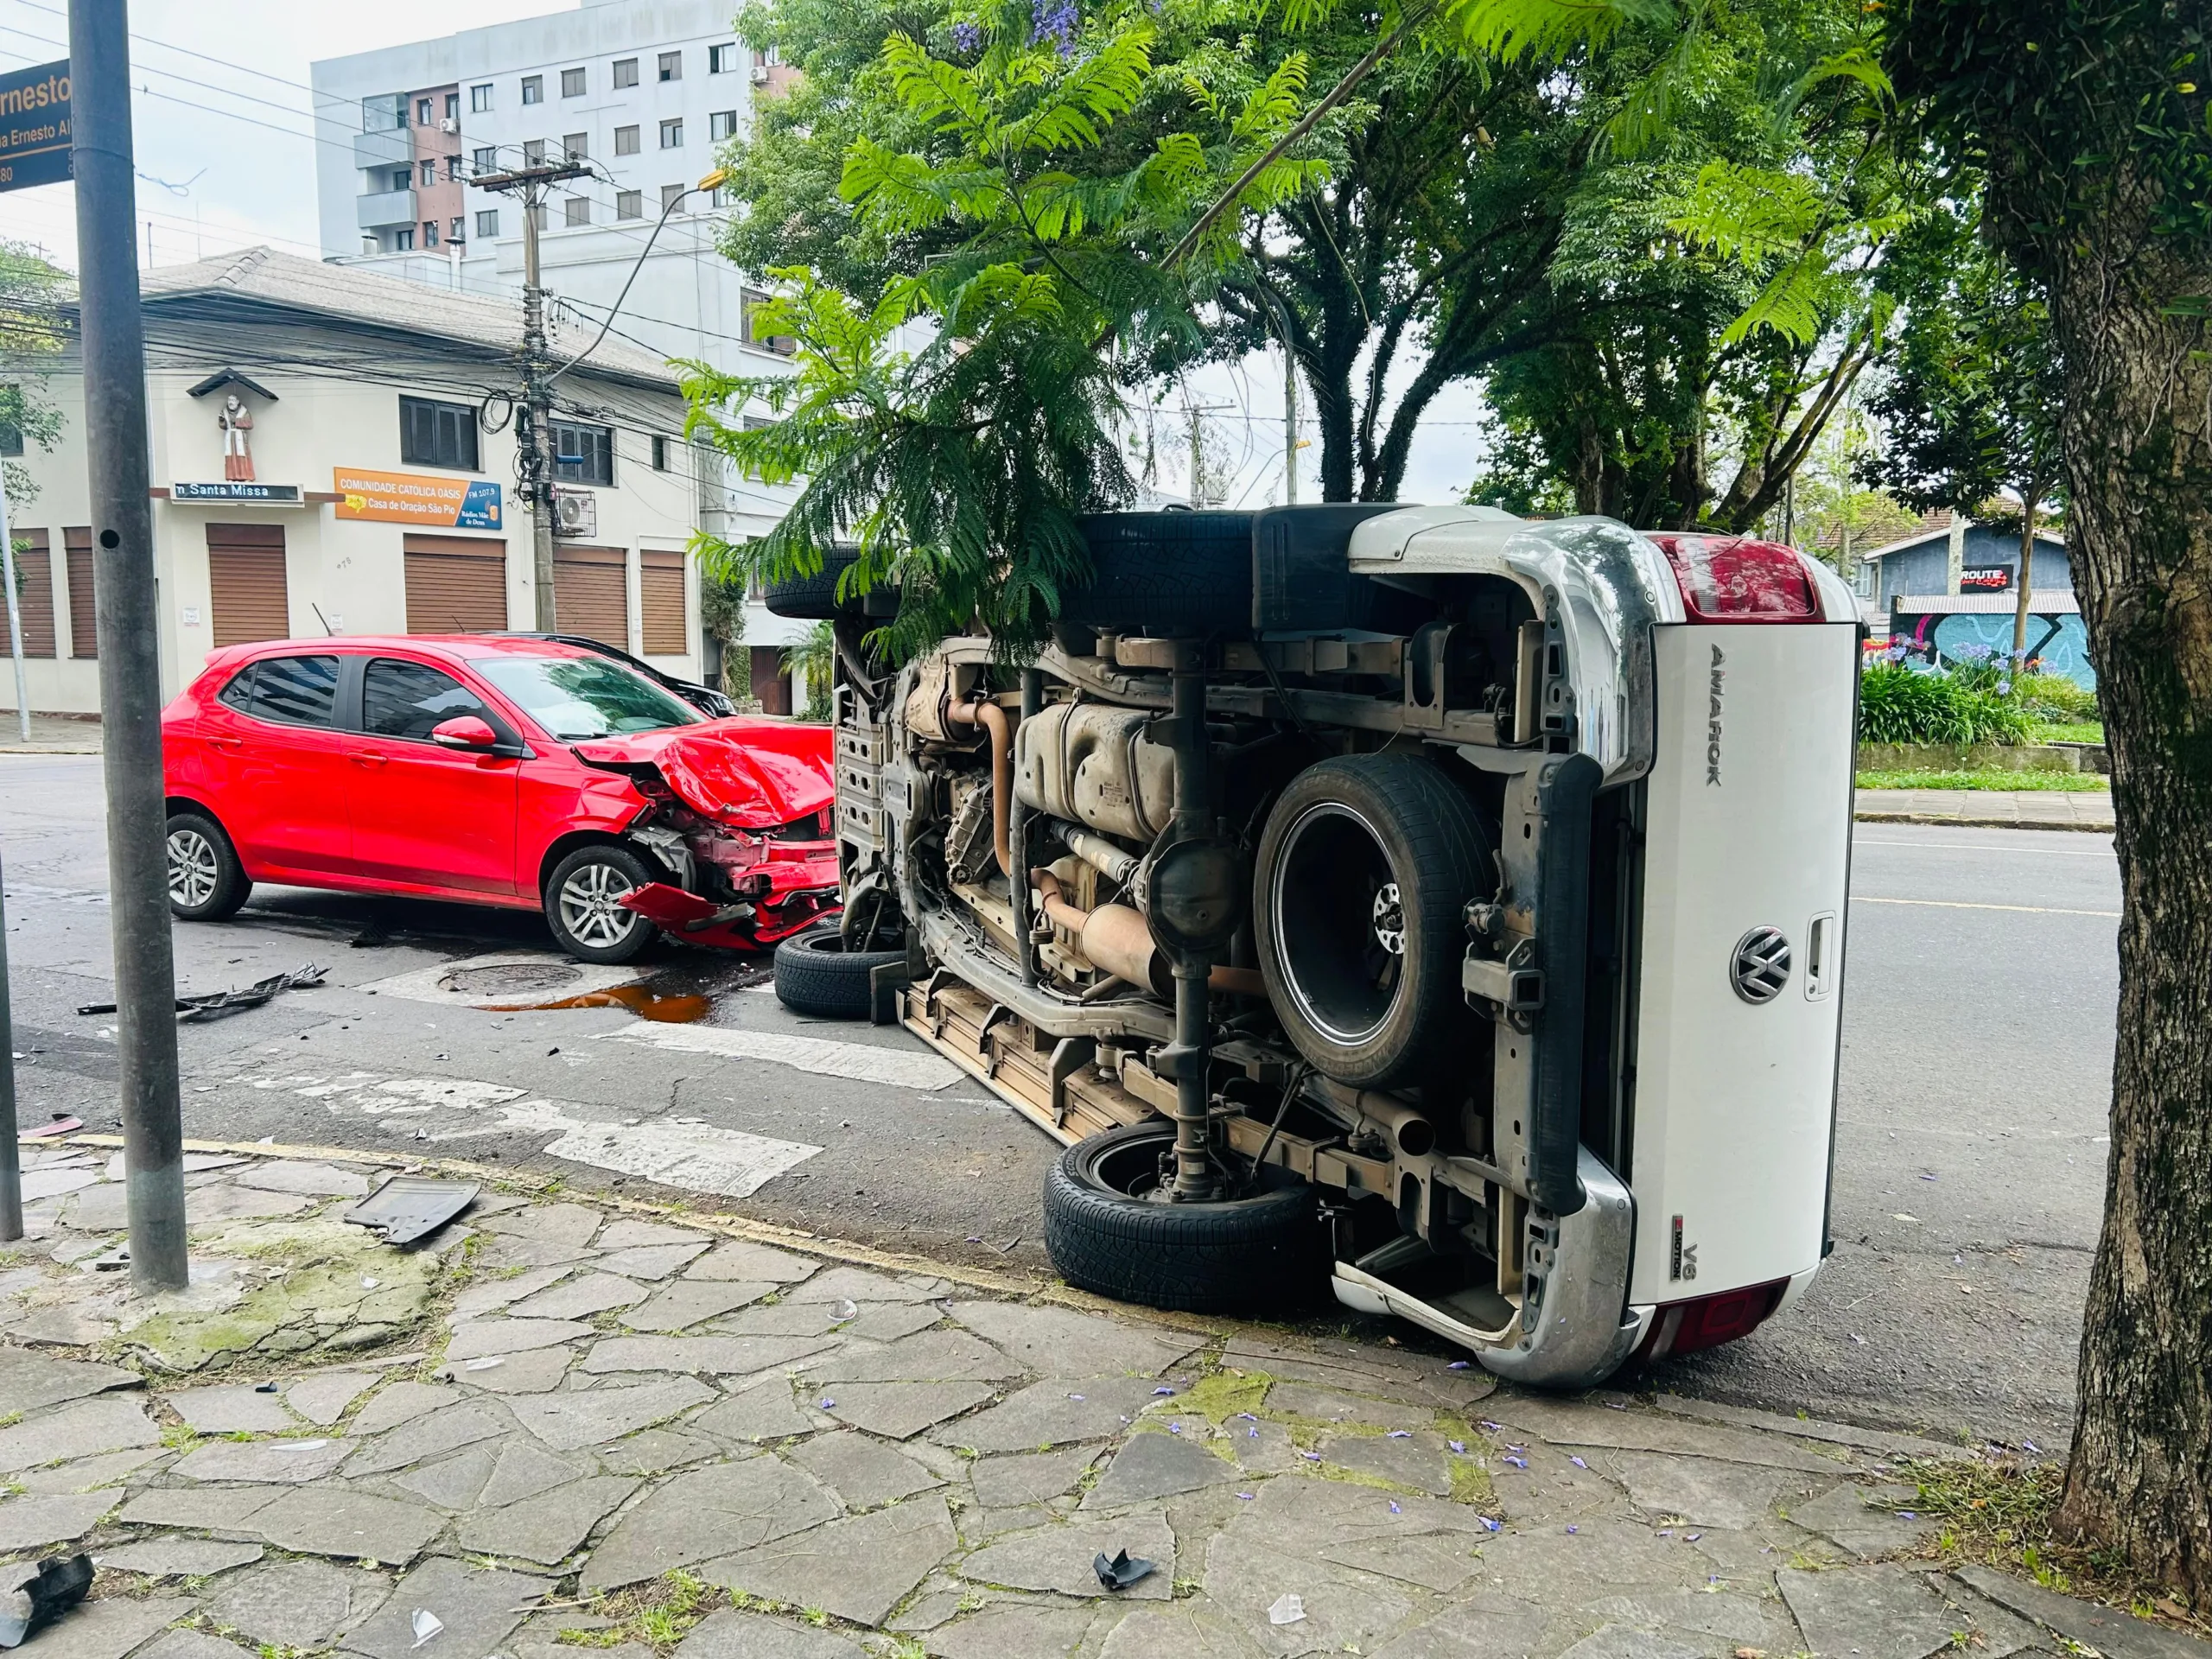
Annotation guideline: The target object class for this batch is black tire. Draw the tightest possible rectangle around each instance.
[1061,512,1256,635]
[764,547,864,620]
[1044,1121,1325,1315]
[1254,754,1495,1090]
[543,844,658,964]
[166,810,251,923]
[773,926,905,1019]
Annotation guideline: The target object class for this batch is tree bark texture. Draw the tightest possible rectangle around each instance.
[2044,194,2212,1601]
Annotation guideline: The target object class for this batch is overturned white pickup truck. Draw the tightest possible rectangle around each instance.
[769,504,1859,1385]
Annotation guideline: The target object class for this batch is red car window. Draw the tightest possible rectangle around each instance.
[238,655,340,727]
[363,658,499,741]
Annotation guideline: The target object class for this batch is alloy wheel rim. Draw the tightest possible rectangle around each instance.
[168,830,219,908]
[1269,800,1403,1046]
[558,862,643,948]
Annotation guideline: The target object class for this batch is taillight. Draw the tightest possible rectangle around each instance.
[1631,1278,1789,1362]
[1648,533,1821,623]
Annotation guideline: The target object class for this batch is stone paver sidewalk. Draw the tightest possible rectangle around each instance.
[1854,788,2114,831]
[0,1139,2199,1659]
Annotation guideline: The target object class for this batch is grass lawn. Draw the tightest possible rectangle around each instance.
[2029,721,2106,744]
[1856,769,2112,791]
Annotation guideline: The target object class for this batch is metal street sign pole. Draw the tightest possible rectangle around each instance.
[1,461,29,744]
[0,842,21,1243]
[70,0,187,1292]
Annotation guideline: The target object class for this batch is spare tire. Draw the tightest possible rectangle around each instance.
[1043,1121,1325,1314]
[773,926,905,1019]
[1254,754,1496,1090]
[764,546,876,620]
[1061,512,1255,635]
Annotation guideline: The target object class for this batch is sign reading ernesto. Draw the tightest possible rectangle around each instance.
[0,60,71,194]
[333,467,502,530]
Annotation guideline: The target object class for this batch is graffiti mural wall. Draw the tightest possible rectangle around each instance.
[1893,609,2097,690]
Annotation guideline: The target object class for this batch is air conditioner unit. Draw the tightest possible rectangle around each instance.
[750,65,772,84]
[551,486,597,538]
[438,117,460,134]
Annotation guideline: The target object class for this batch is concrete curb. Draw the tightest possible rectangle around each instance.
[1855,806,2113,832]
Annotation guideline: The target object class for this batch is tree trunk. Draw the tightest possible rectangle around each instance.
[2045,201,2212,1604]
[2011,490,2037,664]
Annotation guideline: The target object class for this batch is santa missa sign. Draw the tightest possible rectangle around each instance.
[0,61,71,194]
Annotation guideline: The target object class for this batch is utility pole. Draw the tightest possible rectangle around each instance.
[1282,346,1299,506]
[73,0,188,1292]
[472,156,587,631]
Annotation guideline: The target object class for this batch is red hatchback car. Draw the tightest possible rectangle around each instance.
[161,636,840,963]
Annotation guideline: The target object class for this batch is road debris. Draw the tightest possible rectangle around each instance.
[343,1176,480,1246]
[0,1555,92,1648]
[1093,1549,1155,1591]
[1268,1593,1305,1625]
[77,963,326,1022]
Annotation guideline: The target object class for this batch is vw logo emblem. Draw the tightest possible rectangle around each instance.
[1731,926,1790,1003]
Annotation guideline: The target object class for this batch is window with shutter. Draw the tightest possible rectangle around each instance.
[404,535,508,633]
[553,544,628,646]
[64,527,95,658]
[206,523,290,647]
[2,529,54,658]
[639,548,686,655]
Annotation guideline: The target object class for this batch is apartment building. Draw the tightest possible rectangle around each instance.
[309,0,812,691]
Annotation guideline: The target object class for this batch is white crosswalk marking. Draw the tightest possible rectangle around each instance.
[598,1020,963,1090]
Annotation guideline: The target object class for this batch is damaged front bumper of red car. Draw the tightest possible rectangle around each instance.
[620,848,841,951]
[571,723,843,952]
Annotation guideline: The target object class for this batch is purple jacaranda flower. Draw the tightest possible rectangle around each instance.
[950,20,983,51]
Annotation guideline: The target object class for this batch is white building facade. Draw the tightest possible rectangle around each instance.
[308,0,816,701]
[1,249,715,719]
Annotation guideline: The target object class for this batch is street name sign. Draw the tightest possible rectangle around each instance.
[0,61,70,194]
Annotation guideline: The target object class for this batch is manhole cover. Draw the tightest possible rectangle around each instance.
[442,963,582,996]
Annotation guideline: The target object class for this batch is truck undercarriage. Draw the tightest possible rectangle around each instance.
[780,505,1857,1385]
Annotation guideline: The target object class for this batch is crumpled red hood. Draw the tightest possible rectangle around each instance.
[573,718,834,830]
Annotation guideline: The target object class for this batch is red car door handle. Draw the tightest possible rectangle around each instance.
[351,750,387,767]
[207,735,243,752]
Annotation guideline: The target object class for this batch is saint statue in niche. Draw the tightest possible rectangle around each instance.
[219,393,255,482]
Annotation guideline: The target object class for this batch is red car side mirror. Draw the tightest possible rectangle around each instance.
[430,715,500,750]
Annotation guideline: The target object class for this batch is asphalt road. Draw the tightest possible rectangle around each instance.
[0,753,2117,1446]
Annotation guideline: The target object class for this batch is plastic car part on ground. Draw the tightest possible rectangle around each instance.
[619,881,840,952]
[76,963,327,1022]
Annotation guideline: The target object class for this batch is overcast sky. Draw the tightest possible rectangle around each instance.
[0,0,1488,504]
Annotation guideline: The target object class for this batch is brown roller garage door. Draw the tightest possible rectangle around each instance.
[404,534,508,633]
[554,543,627,647]
[639,548,686,655]
[65,526,95,658]
[3,529,55,658]
[206,523,290,646]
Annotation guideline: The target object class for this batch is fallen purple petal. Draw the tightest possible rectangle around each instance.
[1570,1456,1587,1469]
[1249,1427,1260,1439]
[1387,1430,1412,1439]
[1238,1413,1258,1421]
[1389,1501,1402,1514]
[1169,1424,1181,1434]
[1447,1360,1471,1370]
[1236,1492,1254,1501]
[1153,1387,1175,1396]
[1566,1525,1579,1534]
[1478,1421,1503,1433]
[1686,1533,1702,1542]
[1069,1393,1084,1401]
[1503,1455,1528,1468]
[1478,1516,1501,1532]
[1448,1440,1466,1454]
[818,1398,835,1408]
[1299,1451,1322,1462]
